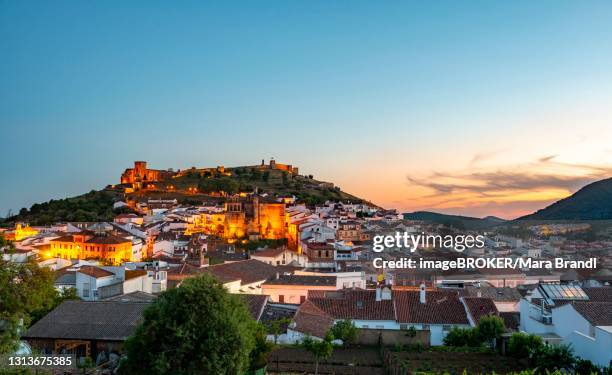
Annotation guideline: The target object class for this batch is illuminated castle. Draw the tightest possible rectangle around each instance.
[120,161,175,188]
[257,158,299,175]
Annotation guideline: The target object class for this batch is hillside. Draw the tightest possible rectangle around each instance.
[403,211,507,230]
[1,190,125,226]
[518,177,612,220]
[2,166,371,226]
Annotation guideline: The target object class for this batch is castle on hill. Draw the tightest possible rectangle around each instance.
[120,159,299,189]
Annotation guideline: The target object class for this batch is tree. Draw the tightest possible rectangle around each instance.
[0,236,57,353]
[330,319,357,345]
[532,344,576,373]
[476,315,505,349]
[302,332,334,375]
[249,323,273,373]
[507,332,543,359]
[119,274,266,374]
[268,317,291,345]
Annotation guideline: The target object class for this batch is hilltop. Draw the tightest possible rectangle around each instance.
[518,177,612,220]
[1,161,371,226]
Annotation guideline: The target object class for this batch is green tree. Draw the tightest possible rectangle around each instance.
[119,274,265,375]
[302,332,334,375]
[0,236,57,353]
[330,319,357,345]
[476,315,505,349]
[268,317,291,345]
[532,344,576,373]
[507,332,543,359]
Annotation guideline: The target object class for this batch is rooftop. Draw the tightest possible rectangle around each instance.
[23,300,149,341]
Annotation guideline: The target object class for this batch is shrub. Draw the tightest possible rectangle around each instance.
[507,332,543,359]
[443,327,481,347]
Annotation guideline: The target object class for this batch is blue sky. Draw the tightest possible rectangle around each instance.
[2,1,612,218]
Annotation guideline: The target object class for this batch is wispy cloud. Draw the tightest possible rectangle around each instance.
[404,153,612,218]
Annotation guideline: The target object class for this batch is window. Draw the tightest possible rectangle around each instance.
[279,295,285,303]
[400,324,409,330]
[443,325,452,332]
[343,282,349,288]
[362,325,369,328]
[422,325,430,330]
[82,283,90,297]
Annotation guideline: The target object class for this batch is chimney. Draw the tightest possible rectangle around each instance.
[381,286,392,300]
[419,283,426,304]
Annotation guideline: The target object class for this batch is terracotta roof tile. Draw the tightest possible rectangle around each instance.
[462,297,499,324]
[394,290,469,325]
[78,266,114,279]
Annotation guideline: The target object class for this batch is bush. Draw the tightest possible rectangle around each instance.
[443,327,481,347]
[575,358,600,375]
[532,344,575,373]
[507,332,543,359]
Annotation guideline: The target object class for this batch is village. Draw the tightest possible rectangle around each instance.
[2,160,612,374]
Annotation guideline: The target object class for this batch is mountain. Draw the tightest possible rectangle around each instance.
[518,177,612,220]
[403,211,507,230]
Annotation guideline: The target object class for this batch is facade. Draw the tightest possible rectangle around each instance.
[262,275,337,304]
[519,284,612,366]
[49,231,133,265]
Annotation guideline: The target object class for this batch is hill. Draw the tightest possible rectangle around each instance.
[2,165,372,226]
[403,211,507,230]
[518,177,612,220]
[1,190,125,226]
[137,166,367,206]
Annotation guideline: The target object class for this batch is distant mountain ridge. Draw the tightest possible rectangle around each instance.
[518,177,612,220]
[403,211,507,230]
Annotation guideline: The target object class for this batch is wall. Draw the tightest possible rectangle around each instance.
[356,328,430,346]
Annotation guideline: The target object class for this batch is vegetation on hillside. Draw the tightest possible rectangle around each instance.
[519,177,612,220]
[2,190,121,226]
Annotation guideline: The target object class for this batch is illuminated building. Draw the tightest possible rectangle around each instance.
[120,161,175,188]
[49,229,133,265]
[12,223,39,241]
[184,194,286,241]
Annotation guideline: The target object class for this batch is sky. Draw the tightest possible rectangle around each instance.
[1,1,612,219]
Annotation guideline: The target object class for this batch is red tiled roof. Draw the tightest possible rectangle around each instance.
[462,297,499,324]
[85,235,131,245]
[125,270,148,281]
[584,287,612,302]
[251,247,285,258]
[204,259,281,285]
[308,289,395,321]
[572,302,612,326]
[78,266,114,279]
[394,290,469,325]
[292,300,335,338]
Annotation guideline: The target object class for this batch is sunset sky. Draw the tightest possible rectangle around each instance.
[2,1,612,219]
